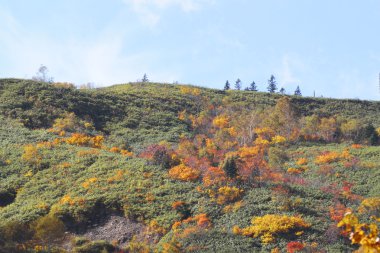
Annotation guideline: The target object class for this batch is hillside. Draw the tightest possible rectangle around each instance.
[0,78,379,252]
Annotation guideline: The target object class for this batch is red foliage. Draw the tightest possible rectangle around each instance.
[286,241,304,253]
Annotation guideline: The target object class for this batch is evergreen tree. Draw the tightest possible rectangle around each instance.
[279,87,286,94]
[249,81,258,91]
[267,75,277,93]
[142,73,149,83]
[224,80,230,90]
[235,79,242,90]
[220,156,238,178]
[294,85,302,96]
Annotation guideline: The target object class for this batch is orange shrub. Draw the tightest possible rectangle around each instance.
[168,164,200,182]
[296,158,308,166]
[287,168,302,174]
[202,167,227,187]
[109,146,120,153]
[65,133,104,148]
[351,144,363,149]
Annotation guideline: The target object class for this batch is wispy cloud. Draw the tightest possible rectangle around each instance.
[277,54,303,88]
[124,0,214,27]
[0,8,179,86]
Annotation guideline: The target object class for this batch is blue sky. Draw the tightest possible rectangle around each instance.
[1,0,380,100]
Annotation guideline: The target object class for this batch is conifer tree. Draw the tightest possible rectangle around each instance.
[142,73,149,83]
[267,75,277,93]
[294,85,302,96]
[279,87,286,94]
[224,80,230,90]
[249,81,258,91]
[235,79,242,90]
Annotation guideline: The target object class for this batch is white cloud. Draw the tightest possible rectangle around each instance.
[0,9,180,86]
[124,0,214,27]
[277,54,302,88]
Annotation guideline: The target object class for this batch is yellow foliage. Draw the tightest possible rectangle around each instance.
[120,149,134,157]
[358,198,380,214]
[107,170,125,183]
[82,177,98,189]
[180,86,201,96]
[315,151,340,164]
[254,137,270,146]
[338,213,380,252]
[271,135,286,144]
[65,133,104,148]
[24,170,33,177]
[234,214,310,244]
[213,115,230,129]
[22,144,42,167]
[238,146,260,158]
[223,201,244,213]
[228,127,238,137]
[296,158,308,166]
[255,127,275,137]
[216,186,243,205]
[168,164,200,182]
[59,195,74,205]
[287,168,302,174]
[178,110,187,121]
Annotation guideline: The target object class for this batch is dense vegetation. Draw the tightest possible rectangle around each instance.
[0,78,379,252]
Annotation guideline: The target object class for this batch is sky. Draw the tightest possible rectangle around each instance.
[1,0,380,100]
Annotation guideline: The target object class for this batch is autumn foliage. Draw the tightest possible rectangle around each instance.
[233,214,310,244]
[168,164,200,182]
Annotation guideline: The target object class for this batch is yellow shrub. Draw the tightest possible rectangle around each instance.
[338,213,380,252]
[216,186,243,205]
[212,115,229,129]
[271,135,286,144]
[82,177,98,189]
[315,152,340,164]
[287,168,302,174]
[22,144,42,167]
[234,214,310,244]
[358,197,380,214]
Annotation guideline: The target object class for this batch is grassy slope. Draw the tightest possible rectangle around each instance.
[0,79,379,252]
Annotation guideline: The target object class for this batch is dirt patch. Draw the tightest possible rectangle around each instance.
[79,215,146,247]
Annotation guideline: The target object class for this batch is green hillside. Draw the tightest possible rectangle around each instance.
[0,79,379,253]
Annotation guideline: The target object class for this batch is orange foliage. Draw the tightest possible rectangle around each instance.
[183,214,211,229]
[64,133,104,148]
[296,158,308,166]
[202,167,227,187]
[82,177,98,189]
[76,149,100,157]
[109,146,120,153]
[287,168,302,175]
[168,164,200,182]
[329,202,348,222]
[351,144,363,149]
